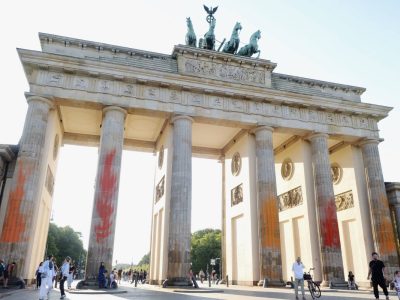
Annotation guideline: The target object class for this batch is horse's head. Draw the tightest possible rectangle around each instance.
[250,30,261,41]
[234,22,242,32]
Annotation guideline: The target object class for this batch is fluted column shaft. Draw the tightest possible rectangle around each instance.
[360,139,398,266]
[309,133,344,283]
[0,96,53,278]
[167,115,193,284]
[86,106,126,278]
[253,126,282,283]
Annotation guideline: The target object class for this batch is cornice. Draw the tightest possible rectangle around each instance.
[273,73,365,96]
[18,48,392,121]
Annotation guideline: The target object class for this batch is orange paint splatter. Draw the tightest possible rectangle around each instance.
[94,150,117,243]
[321,200,341,248]
[0,162,29,243]
[261,197,280,249]
[376,196,397,254]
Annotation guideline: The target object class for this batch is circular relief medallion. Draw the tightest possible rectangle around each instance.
[158,145,164,169]
[281,158,294,181]
[231,152,241,176]
[53,134,59,160]
[331,163,342,185]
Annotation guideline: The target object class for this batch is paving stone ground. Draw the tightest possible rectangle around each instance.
[2,281,397,300]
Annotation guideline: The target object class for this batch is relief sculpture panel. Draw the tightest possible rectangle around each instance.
[335,190,354,211]
[278,186,303,211]
[184,58,265,86]
[231,183,243,206]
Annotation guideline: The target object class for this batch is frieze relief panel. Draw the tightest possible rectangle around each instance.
[187,92,204,106]
[119,83,136,96]
[335,190,354,211]
[209,96,224,109]
[183,58,266,86]
[168,89,182,104]
[155,176,165,203]
[278,186,303,211]
[38,70,378,133]
[231,183,243,207]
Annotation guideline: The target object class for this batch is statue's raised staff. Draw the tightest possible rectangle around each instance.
[237,30,261,58]
[185,17,197,47]
[222,22,242,54]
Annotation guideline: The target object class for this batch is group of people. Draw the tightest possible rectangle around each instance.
[292,252,400,300]
[0,260,16,288]
[37,254,75,300]
[97,262,147,288]
[97,262,118,289]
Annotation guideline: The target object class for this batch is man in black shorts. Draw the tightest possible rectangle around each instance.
[367,252,389,299]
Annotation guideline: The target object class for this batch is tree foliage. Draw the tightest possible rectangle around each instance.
[45,223,87,269]
[191,229,221,274]
[137,252,150,266]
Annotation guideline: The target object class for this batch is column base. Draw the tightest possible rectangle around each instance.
[258,278,286,287]
[321,280,348,289]
[163,277,192,287]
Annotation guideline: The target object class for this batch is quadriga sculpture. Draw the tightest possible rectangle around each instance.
[237,30,261,58]
[222,22,242,54]
[185,17,197,47]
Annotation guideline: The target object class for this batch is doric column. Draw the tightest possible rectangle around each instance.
[253,126,282,285]
[167,115,193,285]
[219,155,227,281]
[0,95,53,279]
[359,139,398,266]
[86,106,126,278]
[309,133,344,284]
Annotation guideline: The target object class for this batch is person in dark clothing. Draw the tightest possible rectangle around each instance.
[367,252,389,300]
[98,262,106,288]
[36,262,43,289]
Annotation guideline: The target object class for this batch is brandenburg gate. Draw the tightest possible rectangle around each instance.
[0,26,399,287]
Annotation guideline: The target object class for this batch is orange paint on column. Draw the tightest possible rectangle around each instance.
[262,197,280,248]
[0,162,30,243]
[95,150,117,243]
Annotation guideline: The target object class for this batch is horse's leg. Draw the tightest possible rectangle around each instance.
[256,50,261,58]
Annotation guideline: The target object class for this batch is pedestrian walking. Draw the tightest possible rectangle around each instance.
[292,257,306,300]
[67,262,75,289]
[36,262,43,289]
[59,256,71,299]
[39,255,54,300]
[367,252,389,300]
[199,269,205,283]
[392,270,400,299]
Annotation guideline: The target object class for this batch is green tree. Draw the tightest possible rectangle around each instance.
[191,229,221,274]
[45,223,87,269]
[137,252,150,266]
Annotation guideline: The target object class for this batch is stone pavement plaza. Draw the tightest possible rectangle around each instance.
[2,283,395,300]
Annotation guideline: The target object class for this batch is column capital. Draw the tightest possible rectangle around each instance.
[250,125,274,135]
[170,115,194,124]
[102,106,127,118]
[357,137,383,147]
[25,94,54,109]
[305,132,329,142]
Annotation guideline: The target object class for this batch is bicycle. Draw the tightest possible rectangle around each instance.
[303,268,321,299]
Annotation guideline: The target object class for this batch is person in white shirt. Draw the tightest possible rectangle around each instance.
[39,255,54,300]
[59,257,71,299]
[292,257,305,300]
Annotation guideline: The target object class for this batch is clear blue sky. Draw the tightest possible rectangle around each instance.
[0,0,399,264]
